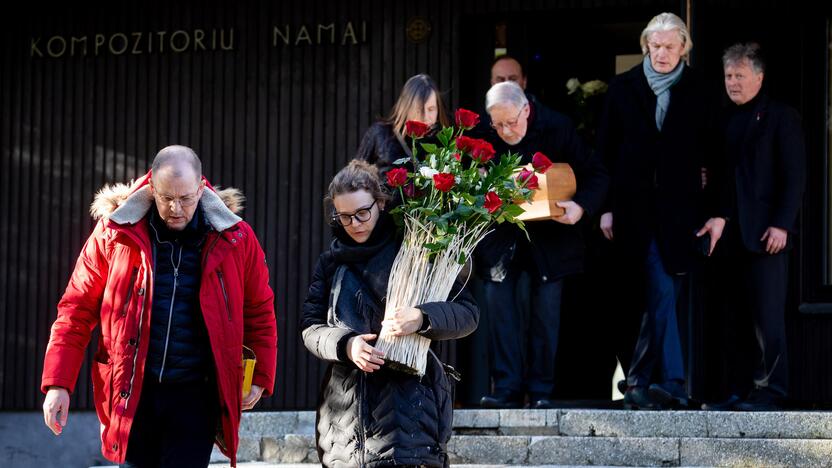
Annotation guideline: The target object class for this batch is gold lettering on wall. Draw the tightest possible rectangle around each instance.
[342,22,357,45]
[47,36,66,57]
[30,38,42,57]
[71,36,87,56]
[194,29,206,51]
[30,22,369,58]
[317,23,334,44]
[273,25,290,46]
[295,26,312,45]
[94,34,105,56]
[271,21,367,47]
[30,28,237,58]
[219,29,234,50]
[156,31,167,53]
[108,33,128,55]
[131,32,142,54]
[171,30,190,52]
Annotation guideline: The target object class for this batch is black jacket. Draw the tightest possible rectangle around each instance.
[355,122,407,181]
[356,121,443,179]
[722,93,806,253]
[473,95,609,281]
[597,64,723,274]
[301,214,479,467]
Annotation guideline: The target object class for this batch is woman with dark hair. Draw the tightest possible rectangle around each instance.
[301,160,478,467]
[356,73,450,179]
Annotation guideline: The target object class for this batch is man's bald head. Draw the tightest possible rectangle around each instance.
[151,145,202,184]
[149,145,206,231]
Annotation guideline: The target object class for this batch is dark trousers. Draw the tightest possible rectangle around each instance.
[483,267,564,398]
[628,239,685,387]
[715,225,790,397]
[120,377,220,468]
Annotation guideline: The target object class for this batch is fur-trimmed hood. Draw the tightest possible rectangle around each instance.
[90,172,245,232]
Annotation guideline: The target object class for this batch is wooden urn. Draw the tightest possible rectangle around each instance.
[516,163,577,221]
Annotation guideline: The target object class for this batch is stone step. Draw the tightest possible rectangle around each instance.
[457,436,832,466]
[216,434,832,466]
[206,465,650,468]
[235,409,832,439]
[206,465,653,468]
[211,410,832,465]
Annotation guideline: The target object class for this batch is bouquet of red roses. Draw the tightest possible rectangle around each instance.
[376,108,553,375]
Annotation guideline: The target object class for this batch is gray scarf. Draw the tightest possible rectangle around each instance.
[642,56,684,130]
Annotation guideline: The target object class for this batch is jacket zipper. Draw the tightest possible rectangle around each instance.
[217,271,231,321]
[122,267,138,317]
[158,243,183,383]
[123,258,148,414]
[357,372,366,466]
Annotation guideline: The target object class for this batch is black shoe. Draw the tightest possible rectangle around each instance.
[623,386,656,410]
[480,391,523,409]
[734,388,781,411]
[616,379,628,395]
[648,381,690,408]
[701,394,742,411]
[529,395,557,409]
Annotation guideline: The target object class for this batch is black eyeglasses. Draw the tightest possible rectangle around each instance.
[331,200,377,227]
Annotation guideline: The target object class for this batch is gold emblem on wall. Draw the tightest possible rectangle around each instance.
[406,17,431,44]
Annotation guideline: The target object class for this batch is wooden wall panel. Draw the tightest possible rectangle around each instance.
[2,0,831,411]
[0,0,467,411]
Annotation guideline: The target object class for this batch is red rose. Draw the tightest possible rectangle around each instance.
[455,108,480,129]
[532,152,553,173]
[386,167,408,188]
[405,120,430,139]
[433,173,455,192]
[471,140,495,164]
[516,168,539,190]
[455,136,478,154]
[453,152,462,161]
[484,191,502,214]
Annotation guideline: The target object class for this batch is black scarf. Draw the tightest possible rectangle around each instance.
[328,212,400,334]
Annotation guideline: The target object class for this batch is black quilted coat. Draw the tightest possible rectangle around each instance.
[301,213,479,467]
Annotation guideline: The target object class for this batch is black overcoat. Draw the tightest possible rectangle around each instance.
[596,64,723,274]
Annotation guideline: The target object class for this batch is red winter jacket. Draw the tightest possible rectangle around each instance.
[41,172,277,466]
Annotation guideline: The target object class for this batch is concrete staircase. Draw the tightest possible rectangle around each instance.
[211,409,832,466]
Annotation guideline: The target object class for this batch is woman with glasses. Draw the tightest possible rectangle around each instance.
[476,80,609,410]
[356,73,449,181]
[301,159,478,467]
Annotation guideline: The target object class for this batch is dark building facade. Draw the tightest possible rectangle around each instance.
[1,0,831,411]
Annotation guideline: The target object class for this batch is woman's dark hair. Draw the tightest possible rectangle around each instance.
[324,159,391,221]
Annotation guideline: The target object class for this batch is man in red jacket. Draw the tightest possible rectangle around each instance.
[41,145,277,467]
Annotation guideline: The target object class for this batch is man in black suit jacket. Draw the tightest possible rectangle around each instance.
[706,43,806,411]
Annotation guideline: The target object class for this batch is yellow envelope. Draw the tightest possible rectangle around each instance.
[242,345,256,397]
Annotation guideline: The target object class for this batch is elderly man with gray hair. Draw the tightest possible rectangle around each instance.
[41,145,277,467]
[476,80,609,410]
